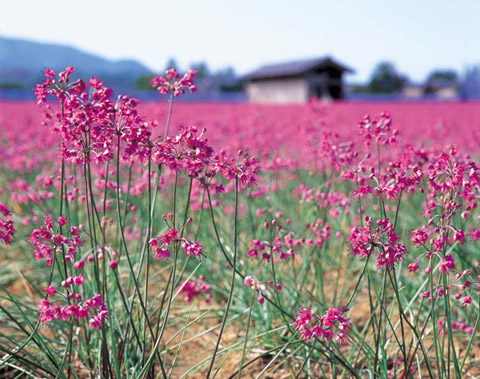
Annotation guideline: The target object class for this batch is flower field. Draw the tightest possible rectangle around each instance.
[0,68,480,378]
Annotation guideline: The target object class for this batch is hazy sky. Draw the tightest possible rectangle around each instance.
[1,0,479,82]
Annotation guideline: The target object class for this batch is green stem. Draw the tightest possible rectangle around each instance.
[237,290,255,379]
[442,274,461,378]
[206,177,239,378]
[373,270,387,377]
[114,134,167,378]
[164,93,174,138]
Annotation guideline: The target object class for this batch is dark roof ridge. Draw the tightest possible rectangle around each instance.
[245,56,354,80]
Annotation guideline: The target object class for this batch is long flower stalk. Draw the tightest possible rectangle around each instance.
[206,177,239,378]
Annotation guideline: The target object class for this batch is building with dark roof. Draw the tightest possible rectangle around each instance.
[245,56,353,103]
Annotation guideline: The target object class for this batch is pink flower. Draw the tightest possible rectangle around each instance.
[294,306,350,345]
[153,248,171,261]
[212,149,260,187]
[37,290,107,331]
[453,229,465,244]
[408,262,419,272]
[150,228,182,261]
[57,216,67,226]
[73,261,84,270]
[0,203,15,245]
[178,276,211,303]
[349,217,406,269]
[469,229,480,240]
[150,68,197,97]
[294,307,312,331]
[351,185,372,199]
[461,296,472,308]
[43,286,56,295]
[181,240,204,258]
[439,254,455,274]
[244,276,255,287]
[411,229,428,246]
[73,274,84,286]
[159,228,178,245]
[258,294,265,304]
[29,218,82,265]
[153,126,214,178]
[358,113,398,147]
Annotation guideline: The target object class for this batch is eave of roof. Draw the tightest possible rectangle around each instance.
[245,56,354,80]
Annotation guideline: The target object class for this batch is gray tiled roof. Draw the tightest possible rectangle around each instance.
[245,56,354,80]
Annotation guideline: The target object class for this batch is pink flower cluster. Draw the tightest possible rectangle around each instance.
[247,213,334,264]
[29,217,82,265]
[437,317,475,336]
[0,203,15,244]
[149,227,204,260]
[213,149,260,187]
[415,264,478,309]
[36,67,147,165]
[247,237,295,262]
[153,126,214,178]
[38,290,107,330]
[151,126,260,187]
[178,275,212,303]
[181,240,204,258]
[35,67,261,189]
[244,275,282,304]
[427,147,479,200]
[358,112,398,147]
[349,217,407,269]
[149,227,177,260]
[451,269,478,309]
[305,219,332,248]
[313,131,357,172]
[439,254,455,274]
[294,306,350,345]
[406,148,480,292]
[295,185,351,217]
[150,68,197,96]
[34,66,87,104]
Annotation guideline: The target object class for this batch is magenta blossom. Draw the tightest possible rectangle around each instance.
[294,306,350,345]
[349,217,407,269]
[439,254,455,274]
[150,68,197,97]
[178,275,211,303]
[0,203,15,245]
[38,285,107,331]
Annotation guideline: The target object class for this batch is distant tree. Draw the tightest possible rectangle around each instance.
[348,84,369,94]
[135,61,243,93]
[189,62,217,92]
[190,62,210,79]
[426,70,457,84]
[215,66,236,82]
[425,69,458,94]
[165,58,179,72]
[136,58,181,91]
[0,82,25,89]
[135,75,156,91]
[368,62,408,94]
[214,67,242,92]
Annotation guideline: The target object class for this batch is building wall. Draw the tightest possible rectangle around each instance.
[246,78,309,104]
[402,85,424,99]
[435,87,458,100]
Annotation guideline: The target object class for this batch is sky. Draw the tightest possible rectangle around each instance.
[1,0,479,82]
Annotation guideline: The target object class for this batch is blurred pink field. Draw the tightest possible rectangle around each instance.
[1,101,479,173]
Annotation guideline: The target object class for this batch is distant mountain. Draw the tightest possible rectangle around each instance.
[0,36,152,92]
